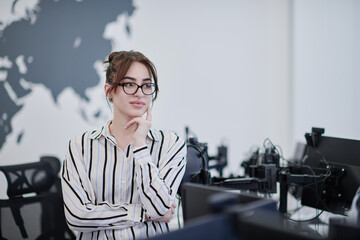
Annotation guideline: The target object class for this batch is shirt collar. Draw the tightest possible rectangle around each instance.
[89,120,160,142]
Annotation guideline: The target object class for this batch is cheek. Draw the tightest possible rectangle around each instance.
[145,98,152,108]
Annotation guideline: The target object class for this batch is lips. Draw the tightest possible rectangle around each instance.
[130,101,145,108]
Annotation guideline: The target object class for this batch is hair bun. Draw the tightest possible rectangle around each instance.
[104,51,121,64]
[109,52,120,63]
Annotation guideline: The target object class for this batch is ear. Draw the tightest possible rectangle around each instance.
[104,84,112,99]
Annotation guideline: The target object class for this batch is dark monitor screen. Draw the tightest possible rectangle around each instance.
[181,183,277,223]
[301,135,360,215]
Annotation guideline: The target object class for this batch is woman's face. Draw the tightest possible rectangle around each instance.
[106,61,153,120]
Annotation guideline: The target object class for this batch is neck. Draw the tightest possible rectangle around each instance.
[110,115,135,137]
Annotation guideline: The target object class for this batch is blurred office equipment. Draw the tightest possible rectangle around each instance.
[173,126,360,239]
[0,156,75,240]
[151,183,322,240]
[178,126,228,195]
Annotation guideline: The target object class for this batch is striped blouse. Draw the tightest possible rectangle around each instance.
[61,121,187,240]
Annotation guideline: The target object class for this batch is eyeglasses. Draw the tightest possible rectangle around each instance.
[118,82,157,95]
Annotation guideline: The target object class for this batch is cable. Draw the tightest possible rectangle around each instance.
[176,195,181,229]
[286,210,324,223]
[259,138,335,216]
[296,149,333,212]
[315,149,332,178]
[263,138,281,156]
[286,205,304,215]
[274,144,286,167]
[268,139,333,214]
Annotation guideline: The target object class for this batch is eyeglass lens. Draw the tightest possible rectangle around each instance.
[123,83,155,95]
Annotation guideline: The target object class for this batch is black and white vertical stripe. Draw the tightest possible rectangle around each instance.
[61,121,187,240]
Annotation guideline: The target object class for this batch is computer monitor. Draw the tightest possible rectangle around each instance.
[301,134,360,215]
[173,183,321,240]
[181,183,277,223]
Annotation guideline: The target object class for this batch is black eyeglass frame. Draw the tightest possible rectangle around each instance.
[118,82,157,95]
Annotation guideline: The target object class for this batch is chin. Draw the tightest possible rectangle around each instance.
[118,105,148,119]
[129,109,146,118]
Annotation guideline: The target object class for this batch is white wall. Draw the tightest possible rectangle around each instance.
[124,0,292,175]
[293,0,360,142]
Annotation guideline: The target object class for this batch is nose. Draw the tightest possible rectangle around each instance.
[134,85,145,97]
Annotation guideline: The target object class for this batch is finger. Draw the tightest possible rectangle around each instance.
[124,120,137,129]
[172,202,177,208]
[146,107,152,122]
[124,117,142,129]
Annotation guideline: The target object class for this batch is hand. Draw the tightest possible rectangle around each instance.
[146,202,177,223]
[124,108,152,147]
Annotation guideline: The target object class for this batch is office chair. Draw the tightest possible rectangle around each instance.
[0,156,75,240]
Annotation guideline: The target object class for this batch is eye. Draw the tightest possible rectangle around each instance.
[143,83,153,88]
[123,82,135,87]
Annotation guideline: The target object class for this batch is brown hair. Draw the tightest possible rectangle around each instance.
[104,50,159,101]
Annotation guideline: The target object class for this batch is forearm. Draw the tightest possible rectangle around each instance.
[63,202,142,232]
[133,144,186,219]
[61,161,145,232]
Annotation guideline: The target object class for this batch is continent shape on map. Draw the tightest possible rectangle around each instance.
[0,0,135,149]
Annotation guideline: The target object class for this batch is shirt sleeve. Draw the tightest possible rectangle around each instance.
[61,137,145,232]
[133,131,187,219]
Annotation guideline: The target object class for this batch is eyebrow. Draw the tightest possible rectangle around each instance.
[122,76,151,82]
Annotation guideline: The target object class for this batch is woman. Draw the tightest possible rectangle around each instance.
[61,51,187,239]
